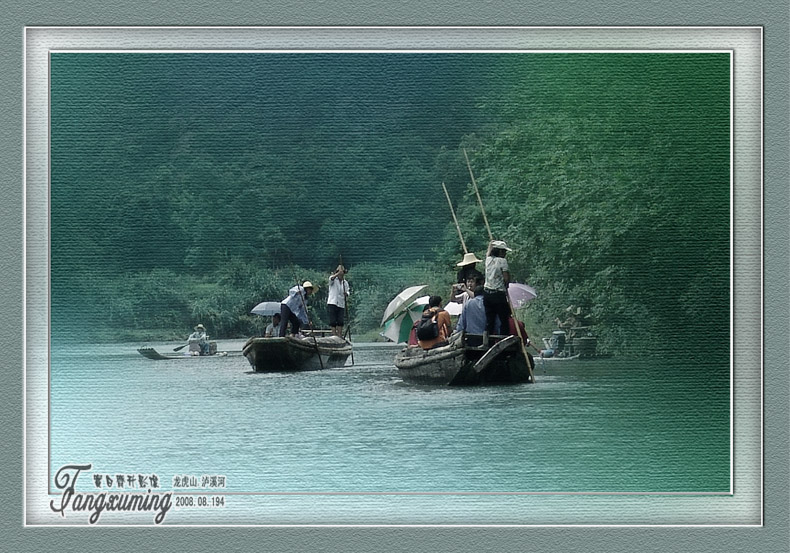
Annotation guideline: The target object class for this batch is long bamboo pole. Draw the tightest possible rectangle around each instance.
[463,148,493,240]
[441,182,468,254]
[465,150,535,383]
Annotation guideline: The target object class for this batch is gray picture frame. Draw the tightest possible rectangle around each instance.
[4,2,789,552]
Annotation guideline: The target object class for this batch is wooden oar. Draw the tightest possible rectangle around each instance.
[466,148,535,383]
[173,343,189,352]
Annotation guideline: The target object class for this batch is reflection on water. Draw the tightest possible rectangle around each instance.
[49,341,729,493]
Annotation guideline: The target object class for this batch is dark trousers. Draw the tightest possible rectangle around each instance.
[484,289,510,335]
[279,304,301,337]
[327,304,345,327]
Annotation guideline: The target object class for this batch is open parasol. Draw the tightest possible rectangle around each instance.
[380,285,428,325]
[250,301,282,317]
[508,283,537,308]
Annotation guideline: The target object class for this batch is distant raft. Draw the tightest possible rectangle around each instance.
[137,345,229,360]
[394,333,534,386]
[242,334,353,373]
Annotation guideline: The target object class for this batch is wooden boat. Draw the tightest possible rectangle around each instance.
[137,346,230,360]
[537,353,582,362]
[542,330,598,358]
[394,333,534,386]
[242,334,352,373]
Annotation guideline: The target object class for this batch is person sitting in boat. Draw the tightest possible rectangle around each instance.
[278,281,317,337]
[454,285,488,335]
[453,273,484,305]
[507,316,530,347]
[452,252,484,303]
[327,264,350,338]
[483,239,513,335]
[264,313,281,337]
[554,305,584,342]
[417,295,452,350]
[188,324,210,355]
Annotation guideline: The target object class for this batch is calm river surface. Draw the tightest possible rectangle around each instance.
[50,341,729,494]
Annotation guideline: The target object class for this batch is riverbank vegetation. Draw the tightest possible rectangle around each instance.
[50,53,730,358]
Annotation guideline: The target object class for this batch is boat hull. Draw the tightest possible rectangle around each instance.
[394,334,533,386]
[242,335,352,372]
[137,345,228,360]
[538,353,581,362]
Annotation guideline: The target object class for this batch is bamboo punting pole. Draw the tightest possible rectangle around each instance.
[441,182,468,254]
[463,148,493,241]
[291,267,324,370]
[465,149,535,383]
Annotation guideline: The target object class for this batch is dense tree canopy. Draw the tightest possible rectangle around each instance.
[50,52,730,356]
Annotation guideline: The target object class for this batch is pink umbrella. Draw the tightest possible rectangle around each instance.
[508,283,537,308]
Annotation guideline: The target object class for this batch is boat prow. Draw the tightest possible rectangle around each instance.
[394,333,533,386]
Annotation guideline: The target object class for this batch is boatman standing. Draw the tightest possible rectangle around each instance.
[483,240,513,337]
[279,281,316,337]
[327,265,350,338]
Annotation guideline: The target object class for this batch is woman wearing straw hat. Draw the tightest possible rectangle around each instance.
[278,281,317,337]
[453,252,484,303]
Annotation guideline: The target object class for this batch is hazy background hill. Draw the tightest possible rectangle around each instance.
[50,52,730,357]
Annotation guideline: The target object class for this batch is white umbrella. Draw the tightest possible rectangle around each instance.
[381,285,428,325]
[250,301,282,317]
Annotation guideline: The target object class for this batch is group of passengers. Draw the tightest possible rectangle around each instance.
[410,239,528,350]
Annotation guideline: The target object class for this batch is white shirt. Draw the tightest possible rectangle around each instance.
[281,285,309,324]
[327,277,350,308]
[485,256,509,292]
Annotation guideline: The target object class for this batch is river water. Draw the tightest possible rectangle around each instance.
[49,340,729,498]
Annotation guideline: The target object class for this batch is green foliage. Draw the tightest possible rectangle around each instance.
[440,54,730,355]
[344,261,451,333]
[50,53,730,356]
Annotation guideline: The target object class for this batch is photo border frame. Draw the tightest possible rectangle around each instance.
[3,2,788,552]
[24,24,761,527]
